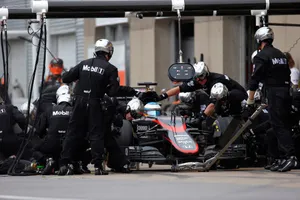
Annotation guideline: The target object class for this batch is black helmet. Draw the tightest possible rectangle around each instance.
[50,58,63,66]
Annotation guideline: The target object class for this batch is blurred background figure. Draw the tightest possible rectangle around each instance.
[43,58,65,89]
[284,52,299,89]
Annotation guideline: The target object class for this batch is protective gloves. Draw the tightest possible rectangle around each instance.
[157,92,168,101]
[134,91,143,98]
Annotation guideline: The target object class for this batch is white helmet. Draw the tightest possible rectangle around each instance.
[94,39,114,60]
[56,85,71,104]
[254,27,274,44]
[178,92,193,104]
[210,83,229,100]
[20,102,36,117]
[127,97,144,119]
[193,62,209,80]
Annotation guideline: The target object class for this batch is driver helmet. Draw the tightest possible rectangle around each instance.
[49,58,64,75]
[144,102,162,117]
[178,92,194,104]
[193,62,209,80]
[254,27,274,44]
[127,97,144,119]
[210,83,229,100]
[94,39,114,61]
[56,85,72,104]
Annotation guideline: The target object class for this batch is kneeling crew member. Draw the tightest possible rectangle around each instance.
[158,62,247,118]
[33,85,73,175]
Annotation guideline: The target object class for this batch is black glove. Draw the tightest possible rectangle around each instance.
[111,127,121,137]
[134,91,143,98]
[113,114,124,128]
[157,93,168,102]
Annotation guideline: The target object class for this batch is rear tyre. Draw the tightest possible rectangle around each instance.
[116,120,133,147]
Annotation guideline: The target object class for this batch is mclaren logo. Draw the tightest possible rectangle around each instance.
[53,111,70,116]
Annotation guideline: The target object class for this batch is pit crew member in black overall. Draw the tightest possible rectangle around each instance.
[58,39,120,176]
[102,86,144,173]
[0,94,33,159]
[158,62,248,118]
[247,26,297,172]
[32,85,73,175]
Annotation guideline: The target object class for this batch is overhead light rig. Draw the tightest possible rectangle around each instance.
[4,9,300,19]
[0,0,297,20]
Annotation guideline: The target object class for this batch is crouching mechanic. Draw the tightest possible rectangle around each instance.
[102,94,130,173]
[0,94,34,173]
[157,62,248,118]
[208,83,246,117]
[102,85,146,173]
[32,85,74,175]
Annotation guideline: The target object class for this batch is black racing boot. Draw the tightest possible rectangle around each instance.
[270,159,283,172]
[111,164,132,174]
[42,158,56,175]
[72,162,83,175]
[278,156,298,172]
[81,165,91,174]
[57,164,74,176]
[95,164,109,175]
[264,157,276,170]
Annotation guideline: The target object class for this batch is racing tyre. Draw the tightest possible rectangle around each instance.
[116,120,133,147]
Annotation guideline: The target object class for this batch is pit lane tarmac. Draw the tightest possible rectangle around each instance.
[0,165,300,200]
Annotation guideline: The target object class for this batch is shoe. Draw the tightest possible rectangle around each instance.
[72,162,83,175]
[95,167,109,175]
[270,159,283,171]
[264,158,276,170]
[42,158,56,175]
[278,156,298,172]
[111,164,132,173]
[57,164,74,176]
[81,165,91,174]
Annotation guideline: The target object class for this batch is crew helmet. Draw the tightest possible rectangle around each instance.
[210,83,229,100]
[193,62,209,80]
[254,27,274,44]
[56,85,71,104]
[178,92,194,104]
[94,39,114,60]
[20,102,36,117]
[127,97,144,119]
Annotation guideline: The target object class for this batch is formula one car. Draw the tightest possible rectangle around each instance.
[117,63,266,172]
